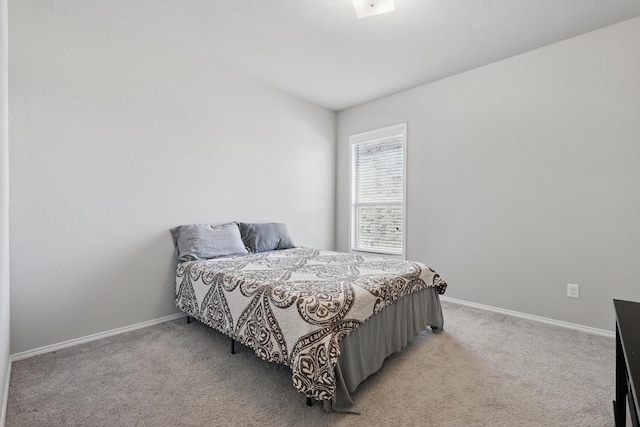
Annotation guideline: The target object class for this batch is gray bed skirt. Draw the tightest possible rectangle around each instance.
[325,286,444,413]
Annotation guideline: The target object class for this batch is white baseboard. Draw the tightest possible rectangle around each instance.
[1,359,10,427]
[440,296,615,338]
[10,312,186,362]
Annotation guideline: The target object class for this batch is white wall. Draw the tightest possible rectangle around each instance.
[9,2,336,354]
[337,17,640,331]
[0,0,10,420]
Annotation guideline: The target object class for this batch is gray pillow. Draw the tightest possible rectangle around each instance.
[171,223,248,261]
[238,222,295,253]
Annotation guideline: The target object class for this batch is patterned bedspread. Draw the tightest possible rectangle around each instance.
[175,247,447,401]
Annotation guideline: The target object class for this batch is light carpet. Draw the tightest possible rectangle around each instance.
[5,301,615,426]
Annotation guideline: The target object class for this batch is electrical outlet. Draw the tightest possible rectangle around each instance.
[567,283,580,299]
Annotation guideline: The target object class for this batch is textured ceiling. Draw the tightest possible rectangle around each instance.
[62,0,640,111]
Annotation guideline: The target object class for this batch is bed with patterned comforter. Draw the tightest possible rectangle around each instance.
[175,247,447,404]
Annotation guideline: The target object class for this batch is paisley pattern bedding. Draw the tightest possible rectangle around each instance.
[175,247,446,401]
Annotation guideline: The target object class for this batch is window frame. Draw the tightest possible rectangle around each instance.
[349,123,407,259]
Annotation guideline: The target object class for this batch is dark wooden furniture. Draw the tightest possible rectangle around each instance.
[613,299,640,427]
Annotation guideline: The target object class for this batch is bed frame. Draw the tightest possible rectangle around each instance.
[184,284,444,412]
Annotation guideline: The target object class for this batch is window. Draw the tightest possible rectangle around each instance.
[350,123,406,257]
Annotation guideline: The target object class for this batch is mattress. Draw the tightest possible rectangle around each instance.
[175,247,447,405]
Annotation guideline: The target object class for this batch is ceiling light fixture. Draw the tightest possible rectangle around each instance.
[352,0,395,19]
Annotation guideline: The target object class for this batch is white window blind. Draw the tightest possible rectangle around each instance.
[350,124,406,256]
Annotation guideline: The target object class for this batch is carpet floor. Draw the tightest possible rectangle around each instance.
[6,301,615,427]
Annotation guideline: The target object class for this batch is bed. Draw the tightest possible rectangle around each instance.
[172,222,447,413]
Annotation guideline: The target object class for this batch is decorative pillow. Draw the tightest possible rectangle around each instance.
[170,223,248,261]
[238,222,296,253]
